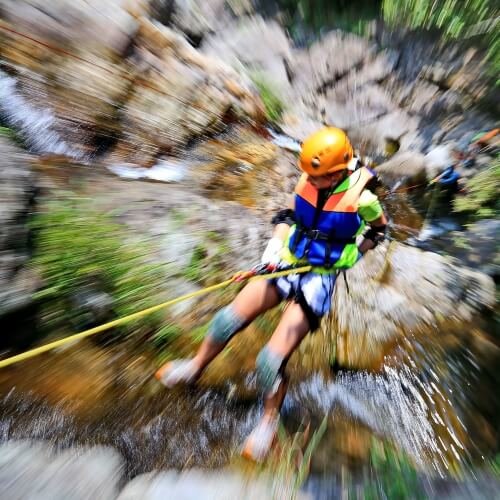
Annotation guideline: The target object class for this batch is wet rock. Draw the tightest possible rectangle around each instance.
[0,137,38,317]
[0,440,123,500]
[70,285,114,328]
[330,242,495,369]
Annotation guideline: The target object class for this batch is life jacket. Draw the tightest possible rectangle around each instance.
[287,167,374,268]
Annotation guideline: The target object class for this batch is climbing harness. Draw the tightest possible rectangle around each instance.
[0,264,311,369]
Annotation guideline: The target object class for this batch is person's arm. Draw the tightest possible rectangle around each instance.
[358,213,388,254]
[357,189,387,255]
[261,197,295,264]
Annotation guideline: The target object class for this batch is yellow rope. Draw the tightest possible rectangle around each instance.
[0,265,312,369]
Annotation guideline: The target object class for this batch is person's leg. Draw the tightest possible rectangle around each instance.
[155,279,281,386]
[242,301,312,461]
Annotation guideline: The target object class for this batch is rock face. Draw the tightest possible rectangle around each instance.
[0,0,138,158]
[0,137,37,318]
[202,16,295,96]
[0,1,264,164]
[198,18,496,162]
[111,17,263,165]
[328,241,495,369]
[1,4,496,169]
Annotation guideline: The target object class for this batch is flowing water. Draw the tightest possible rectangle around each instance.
[0,71,85,160]
[0,305,498,489]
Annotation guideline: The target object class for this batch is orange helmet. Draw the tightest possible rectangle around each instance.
[299,127,354,176]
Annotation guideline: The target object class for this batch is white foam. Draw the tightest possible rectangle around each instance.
[293,364,451,471]
[268,128,302,153]
[0,71,84,160]
[107,159,187,183]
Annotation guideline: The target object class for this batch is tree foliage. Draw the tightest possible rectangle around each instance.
[383,0,499,83]
[453,159,500,220]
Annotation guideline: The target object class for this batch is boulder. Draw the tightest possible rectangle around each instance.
[170,0,233,43]
[291,31,374,96]
[0,0,139,158]
[0,0,139,58]
[202,16,294,96]
[0,2,264,164]
[375,150,427,187]
[424,144,455,178]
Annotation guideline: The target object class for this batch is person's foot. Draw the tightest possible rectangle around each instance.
[241,414,280,462]
[155,359,199,388]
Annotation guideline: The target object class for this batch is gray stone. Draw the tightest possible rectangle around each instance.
[117,469,308,500]
[202,16,294,96]
[375,150,427,187]
[0,440,123,500]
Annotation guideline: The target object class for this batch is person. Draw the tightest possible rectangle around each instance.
[155,127,388,461]
[429,164,461,192]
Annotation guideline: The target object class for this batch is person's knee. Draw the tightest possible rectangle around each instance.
[206,304,246,343]
[255,345,285,396]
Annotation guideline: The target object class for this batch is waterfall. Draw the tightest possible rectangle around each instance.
[0,71,85,160]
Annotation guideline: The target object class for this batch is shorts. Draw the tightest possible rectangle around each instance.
[270,271,337,331]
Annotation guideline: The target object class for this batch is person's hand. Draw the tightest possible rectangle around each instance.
[261,237,284,266]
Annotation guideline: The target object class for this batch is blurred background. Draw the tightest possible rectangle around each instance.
[0,0,499,498]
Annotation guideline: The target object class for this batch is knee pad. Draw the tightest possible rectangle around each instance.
[255,345,285,396]
[206,305,246,344]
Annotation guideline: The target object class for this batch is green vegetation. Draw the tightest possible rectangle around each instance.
[190,322,210,343]
[265,0,381,39]
[152,323,182,348]
[0,125,26,147]
[182,231,231,286]
[263,417,328,495]
[382,0,499,84]
[0,126,15,138]
[31,198,168,338]
[183,244,209,282]
[250,72,285,124]
[361,439,425,500]
[453,160,500,220]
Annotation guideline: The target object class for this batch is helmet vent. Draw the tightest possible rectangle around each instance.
[311,157,321,169]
